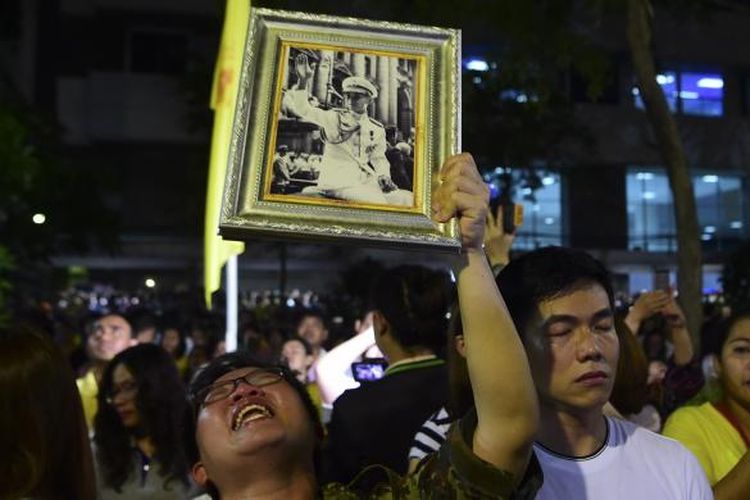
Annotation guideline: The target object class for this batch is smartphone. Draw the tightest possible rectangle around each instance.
[351,359,388,383]
[502,202,524,234]
[490,199,524,234]
[653,269,670,292]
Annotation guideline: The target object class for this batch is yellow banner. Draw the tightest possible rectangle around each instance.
[204,0,250,308]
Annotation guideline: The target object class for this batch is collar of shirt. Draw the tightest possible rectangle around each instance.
[384,354,443,377]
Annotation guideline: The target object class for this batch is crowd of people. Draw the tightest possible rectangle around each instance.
[2,154,748,499]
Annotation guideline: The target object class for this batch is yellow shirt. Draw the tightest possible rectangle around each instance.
[76,370,99,431]
[175,355,189,380]
[663,401,747,485]
[306,382,324,421]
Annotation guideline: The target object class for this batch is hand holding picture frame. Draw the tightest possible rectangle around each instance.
[219,8,461,251]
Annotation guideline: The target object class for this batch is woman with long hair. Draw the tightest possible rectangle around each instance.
[0,325,96,499]
[93,344,193,498]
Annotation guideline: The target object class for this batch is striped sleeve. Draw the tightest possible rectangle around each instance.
[408,406,453,461]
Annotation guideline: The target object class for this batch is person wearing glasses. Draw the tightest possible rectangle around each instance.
[93,344,194,499]
[186,153,542,498]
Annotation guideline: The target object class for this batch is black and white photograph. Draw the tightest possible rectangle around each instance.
[265,44,420,209]
[220,9,460,249]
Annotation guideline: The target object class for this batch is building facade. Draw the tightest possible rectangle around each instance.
[2,0,749,297]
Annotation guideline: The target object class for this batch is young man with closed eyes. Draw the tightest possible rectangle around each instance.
[496,247,712,499]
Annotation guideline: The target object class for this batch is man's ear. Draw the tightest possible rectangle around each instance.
[372,310,390,337]
[453,335,466,358]
[191,461,209,487]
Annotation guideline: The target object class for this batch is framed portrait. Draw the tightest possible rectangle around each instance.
[219,8,461,251]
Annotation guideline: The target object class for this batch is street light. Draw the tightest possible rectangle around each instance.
[32,213,46,224]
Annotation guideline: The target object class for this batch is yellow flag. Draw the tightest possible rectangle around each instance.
[204,0,250,308]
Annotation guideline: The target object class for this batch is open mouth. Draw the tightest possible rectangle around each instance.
[232,403,274,431]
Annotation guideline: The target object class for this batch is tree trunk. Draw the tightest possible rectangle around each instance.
[626,0,703,350]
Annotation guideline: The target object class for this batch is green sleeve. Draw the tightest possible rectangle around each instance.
[323,408,543,499]
[411,408,543,498]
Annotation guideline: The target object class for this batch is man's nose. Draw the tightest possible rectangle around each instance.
[230,380,266,401]
[100,328,116,340]
[576,328,603,361]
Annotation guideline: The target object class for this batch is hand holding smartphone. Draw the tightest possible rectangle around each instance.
[351,359,388,383]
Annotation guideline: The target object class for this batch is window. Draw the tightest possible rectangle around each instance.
[626,168,745,251]
[485,169,563,250]
[632,70,723,117]
[463,58,490,72]
[128,30,188,74]
[0,0,20,41]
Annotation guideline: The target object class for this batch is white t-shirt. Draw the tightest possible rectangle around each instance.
[534,417,713,499]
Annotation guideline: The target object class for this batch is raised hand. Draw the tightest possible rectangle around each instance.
[661,293,687,330]
[293,53,316,87]
[484,205,515,267]
[432,153,490,251]
[630,290,670,321]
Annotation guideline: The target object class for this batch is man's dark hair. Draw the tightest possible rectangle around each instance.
[296,310,328,331]
[187,351,323,492]
[369,265,454,354]
[496,246,615,340]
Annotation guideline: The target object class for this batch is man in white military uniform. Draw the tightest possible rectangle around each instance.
[282,53,413,206]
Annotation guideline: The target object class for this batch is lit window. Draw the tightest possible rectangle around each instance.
[633,71,677,112]
[632,70,723,117]
[487,169,562,250]
[464,58,489,72]
[682,72,723,116]
[626,168,745,251]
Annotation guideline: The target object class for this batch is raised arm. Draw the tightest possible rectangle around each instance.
[484,205,515,271]
[314,325,377,406]
[282,54,336,130]
[661,296,694,366]
[432,153,538,479]
[624,290,670,335]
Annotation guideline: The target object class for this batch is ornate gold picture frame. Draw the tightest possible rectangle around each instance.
[220,8,461,250]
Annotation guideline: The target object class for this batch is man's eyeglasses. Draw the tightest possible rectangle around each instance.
[194,368,285,406]
[105,380,138,405]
